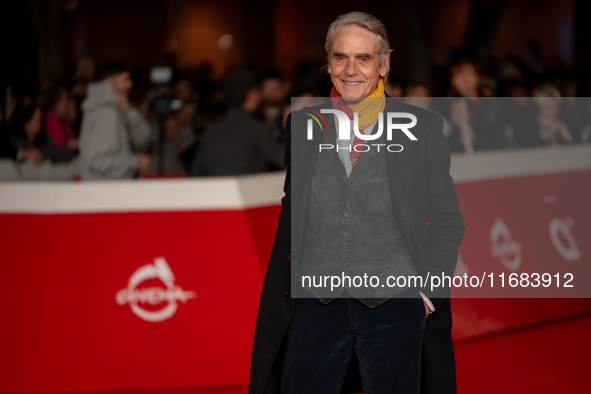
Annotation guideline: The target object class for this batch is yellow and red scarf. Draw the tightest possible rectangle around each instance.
[330,77,385,130]
[330,78,385,167]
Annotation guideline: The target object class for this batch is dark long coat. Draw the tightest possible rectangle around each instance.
[249,97,465,394]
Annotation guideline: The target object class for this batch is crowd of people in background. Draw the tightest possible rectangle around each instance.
[1,51,590,181]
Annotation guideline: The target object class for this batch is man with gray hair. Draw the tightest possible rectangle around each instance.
[250,11,463,394]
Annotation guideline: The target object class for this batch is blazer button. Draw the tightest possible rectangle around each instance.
[287,253,292,261]
[281,291,289,299]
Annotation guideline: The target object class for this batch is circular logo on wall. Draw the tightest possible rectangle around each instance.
[549,218,580,261]
[116,257,197,322]
[490,217,523,271]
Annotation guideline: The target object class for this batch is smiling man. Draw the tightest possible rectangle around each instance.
[328,23,387,100]
[249,11,464,394]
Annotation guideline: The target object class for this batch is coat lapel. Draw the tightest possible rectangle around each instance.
[292,99,332,257]
[385,98,413,244]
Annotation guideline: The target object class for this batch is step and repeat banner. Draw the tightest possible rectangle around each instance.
[1,146,590,393]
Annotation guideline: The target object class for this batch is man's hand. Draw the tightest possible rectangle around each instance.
[4,97,16,122]
[66,138,79,151]
[136,154,151,173]
[423,300,430,318]
[19,148,43,164]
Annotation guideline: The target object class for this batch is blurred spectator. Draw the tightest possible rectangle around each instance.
[448,59,482,98]
[172,79,198,168]
[37,83,79,152]
[1,112,18,161]
[524,40,544,78]
[448,59,507,153]
[66,91,82,136]
[504,80,541,148]
[533,83,572,147]
[148,78,199,173]
[403,83,431,111]
[70,79,89,106]
[405,83,430,99]
[79,62,152,180]
[260,70,290,144]
[75,53,96,83]
[10,104,76,163]
[175,79,196,104]
[1,90,49,164]
[68,54,96,123]
[190,70,284,176]
[2,91,17,125]
[403,83,454,139]
[283,92,326,142]
[1,95,19,160]
[560,78,587,143]
[480,76,497,97]
[385,74,403,97]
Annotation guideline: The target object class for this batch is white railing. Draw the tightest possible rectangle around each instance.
[1,145,590,214]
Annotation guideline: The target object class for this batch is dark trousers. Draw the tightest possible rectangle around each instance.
[281,288,426,394]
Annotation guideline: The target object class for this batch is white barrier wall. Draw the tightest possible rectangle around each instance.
[1,145,590,213]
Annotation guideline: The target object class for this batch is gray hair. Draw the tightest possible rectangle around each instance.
[325,12,391,78]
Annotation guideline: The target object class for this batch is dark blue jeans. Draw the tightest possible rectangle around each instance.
[281,288,426,394]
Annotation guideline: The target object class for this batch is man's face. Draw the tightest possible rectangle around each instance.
[328,25,389,101]
[111,72,133,95]
[261,78,285,105]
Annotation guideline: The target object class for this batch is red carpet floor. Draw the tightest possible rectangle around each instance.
[235,314,588,393]
[455,314,591,393]
[71,315,590,394]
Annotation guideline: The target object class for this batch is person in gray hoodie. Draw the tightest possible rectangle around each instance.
[80,63,151,180]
